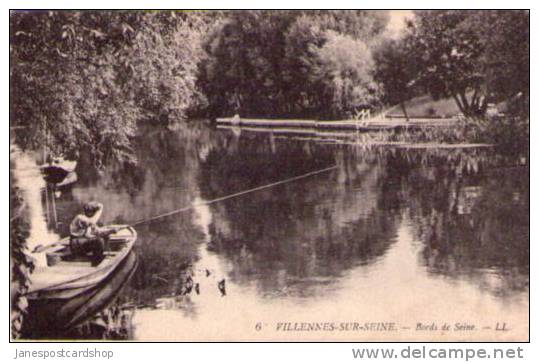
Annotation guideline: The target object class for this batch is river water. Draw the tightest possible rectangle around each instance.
[49,122,528,341]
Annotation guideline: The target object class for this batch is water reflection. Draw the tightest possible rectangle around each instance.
[51,123,528,340]
[198,141,400,298]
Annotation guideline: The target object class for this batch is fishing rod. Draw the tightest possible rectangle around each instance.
[129,164,339,227]
[31,165,338,253]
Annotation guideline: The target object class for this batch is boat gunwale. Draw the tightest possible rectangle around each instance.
[25,225,137,296]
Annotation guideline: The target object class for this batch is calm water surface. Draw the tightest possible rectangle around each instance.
[53,122,529,341]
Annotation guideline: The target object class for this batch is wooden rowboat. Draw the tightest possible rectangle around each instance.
[22,251,138,337]
[25,225,137,300]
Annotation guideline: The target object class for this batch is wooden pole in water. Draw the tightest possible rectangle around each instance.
[44,184,50,228]
[43,125,50,227]
[50,185,58,229]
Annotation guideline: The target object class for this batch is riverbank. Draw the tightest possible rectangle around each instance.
[216,116,457,131]
[216,124,493,147]
[215,115,529,157]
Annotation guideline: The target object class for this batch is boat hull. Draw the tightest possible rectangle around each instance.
[21,251,138,338]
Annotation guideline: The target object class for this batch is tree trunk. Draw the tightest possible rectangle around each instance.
[451,93,466,116]
[400,101,410,122]
[459,91,470,112]
[470,85,482,110]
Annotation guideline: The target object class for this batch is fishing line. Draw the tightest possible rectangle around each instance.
[130,164,338,227]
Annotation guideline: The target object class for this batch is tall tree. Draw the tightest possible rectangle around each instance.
[198,10,300,117]
[406,10,529,119]
[373,37,417,121]
[316,31,380,118]
[476,10,529,117]
[407,11,486,118]
[282,14,326,117]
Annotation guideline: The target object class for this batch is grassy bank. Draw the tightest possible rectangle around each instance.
[385,94,463,119]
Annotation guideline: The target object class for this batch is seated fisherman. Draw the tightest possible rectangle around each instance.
[69,201,115,266]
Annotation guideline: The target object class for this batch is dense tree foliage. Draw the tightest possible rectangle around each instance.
[198,10,389,119]
[404,10,529,119]
[11,10,529,159]
[198,11,298,117]
[373,37,418,121]
[10,10,212,168]
[315,31,381,118]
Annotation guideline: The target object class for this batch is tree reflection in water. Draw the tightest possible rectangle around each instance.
[52,123,528,323]
[194,128,528,301]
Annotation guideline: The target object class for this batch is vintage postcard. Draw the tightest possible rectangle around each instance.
[9,9,529,342]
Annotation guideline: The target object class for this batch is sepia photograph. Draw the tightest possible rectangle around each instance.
[9,9,529,342]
